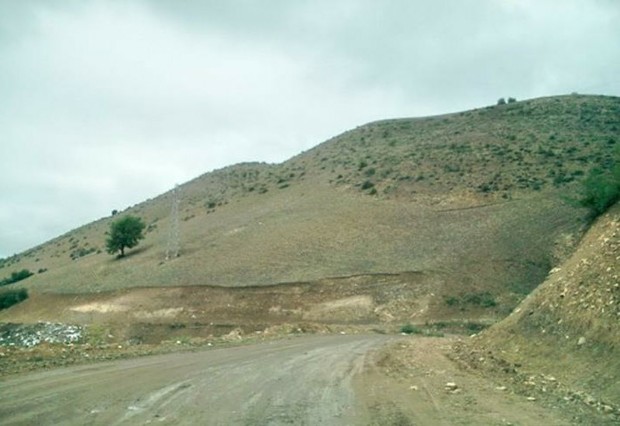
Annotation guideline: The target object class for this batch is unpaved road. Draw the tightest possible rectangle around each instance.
[0,335,392,425]
[0,334,577,425]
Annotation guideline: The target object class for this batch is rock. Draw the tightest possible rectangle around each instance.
[527,397,537,401]
[577,337,586,346]
[445,382,458,391]
[495,386,507,391]
[409,385,419,391]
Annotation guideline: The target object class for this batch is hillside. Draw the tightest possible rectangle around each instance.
[458,201,619,422]
[1,94,618,328]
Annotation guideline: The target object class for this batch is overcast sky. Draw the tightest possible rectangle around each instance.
[1,0,619,257]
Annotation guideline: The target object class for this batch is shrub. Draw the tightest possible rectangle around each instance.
[497,98,506,105]
[0,269,34,287]
[444,296,459,306]
[445,292,497,308]
[463,291,497,307]
[578,161,620,219]
[70,247,97,260]
[0,288,28,310]
[361,180,375,190]
[400,324,421,334]
[400,323,444,337]
[464,322,487,333]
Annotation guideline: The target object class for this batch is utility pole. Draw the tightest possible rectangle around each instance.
[165,184,180,260]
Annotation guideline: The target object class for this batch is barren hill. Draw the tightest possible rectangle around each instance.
[1,94,618,328]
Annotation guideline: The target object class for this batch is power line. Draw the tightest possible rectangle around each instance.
[165,184,180,260]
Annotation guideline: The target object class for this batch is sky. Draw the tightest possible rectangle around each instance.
[1,0,619,257]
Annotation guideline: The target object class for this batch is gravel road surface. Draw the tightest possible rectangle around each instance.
[0,334,393,425]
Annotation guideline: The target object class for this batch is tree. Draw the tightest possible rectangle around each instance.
[106,215,146,257]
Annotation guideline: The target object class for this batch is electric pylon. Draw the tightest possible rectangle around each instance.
[165,184,180,260]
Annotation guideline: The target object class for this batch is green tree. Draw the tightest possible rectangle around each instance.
[106,215,146,257]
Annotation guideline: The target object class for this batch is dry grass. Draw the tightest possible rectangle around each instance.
[1,95,618,323]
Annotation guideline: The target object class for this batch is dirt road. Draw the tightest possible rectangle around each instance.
[0,334,576,425]
[0,335,393,425]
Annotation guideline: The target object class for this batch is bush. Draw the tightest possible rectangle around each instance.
[400,323,444,337]
[444,292,497,308]
[400,324,421,334]
[464,291,497,307]
[70,246,97,260]
[0,269,34,287]
[464,322,487,333]
[361,180,375,190]
[444,296,459,306]
[579,161,620,219]
[0,288,28,310]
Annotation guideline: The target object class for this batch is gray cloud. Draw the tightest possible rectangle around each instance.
[1,0,619,257]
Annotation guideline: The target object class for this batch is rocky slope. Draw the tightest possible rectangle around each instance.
[460,201,619,422]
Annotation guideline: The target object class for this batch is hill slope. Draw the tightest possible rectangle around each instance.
[460,201,619,421]
[1,94,618,324]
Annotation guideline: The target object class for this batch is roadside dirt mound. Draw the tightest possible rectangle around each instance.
[459,202,620,423]
[357,337,575,425]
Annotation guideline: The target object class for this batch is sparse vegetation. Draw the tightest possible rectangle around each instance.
[105,215,146,257]
[1,96,617,315]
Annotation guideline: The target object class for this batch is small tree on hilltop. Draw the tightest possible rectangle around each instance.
[106,215,146,257]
